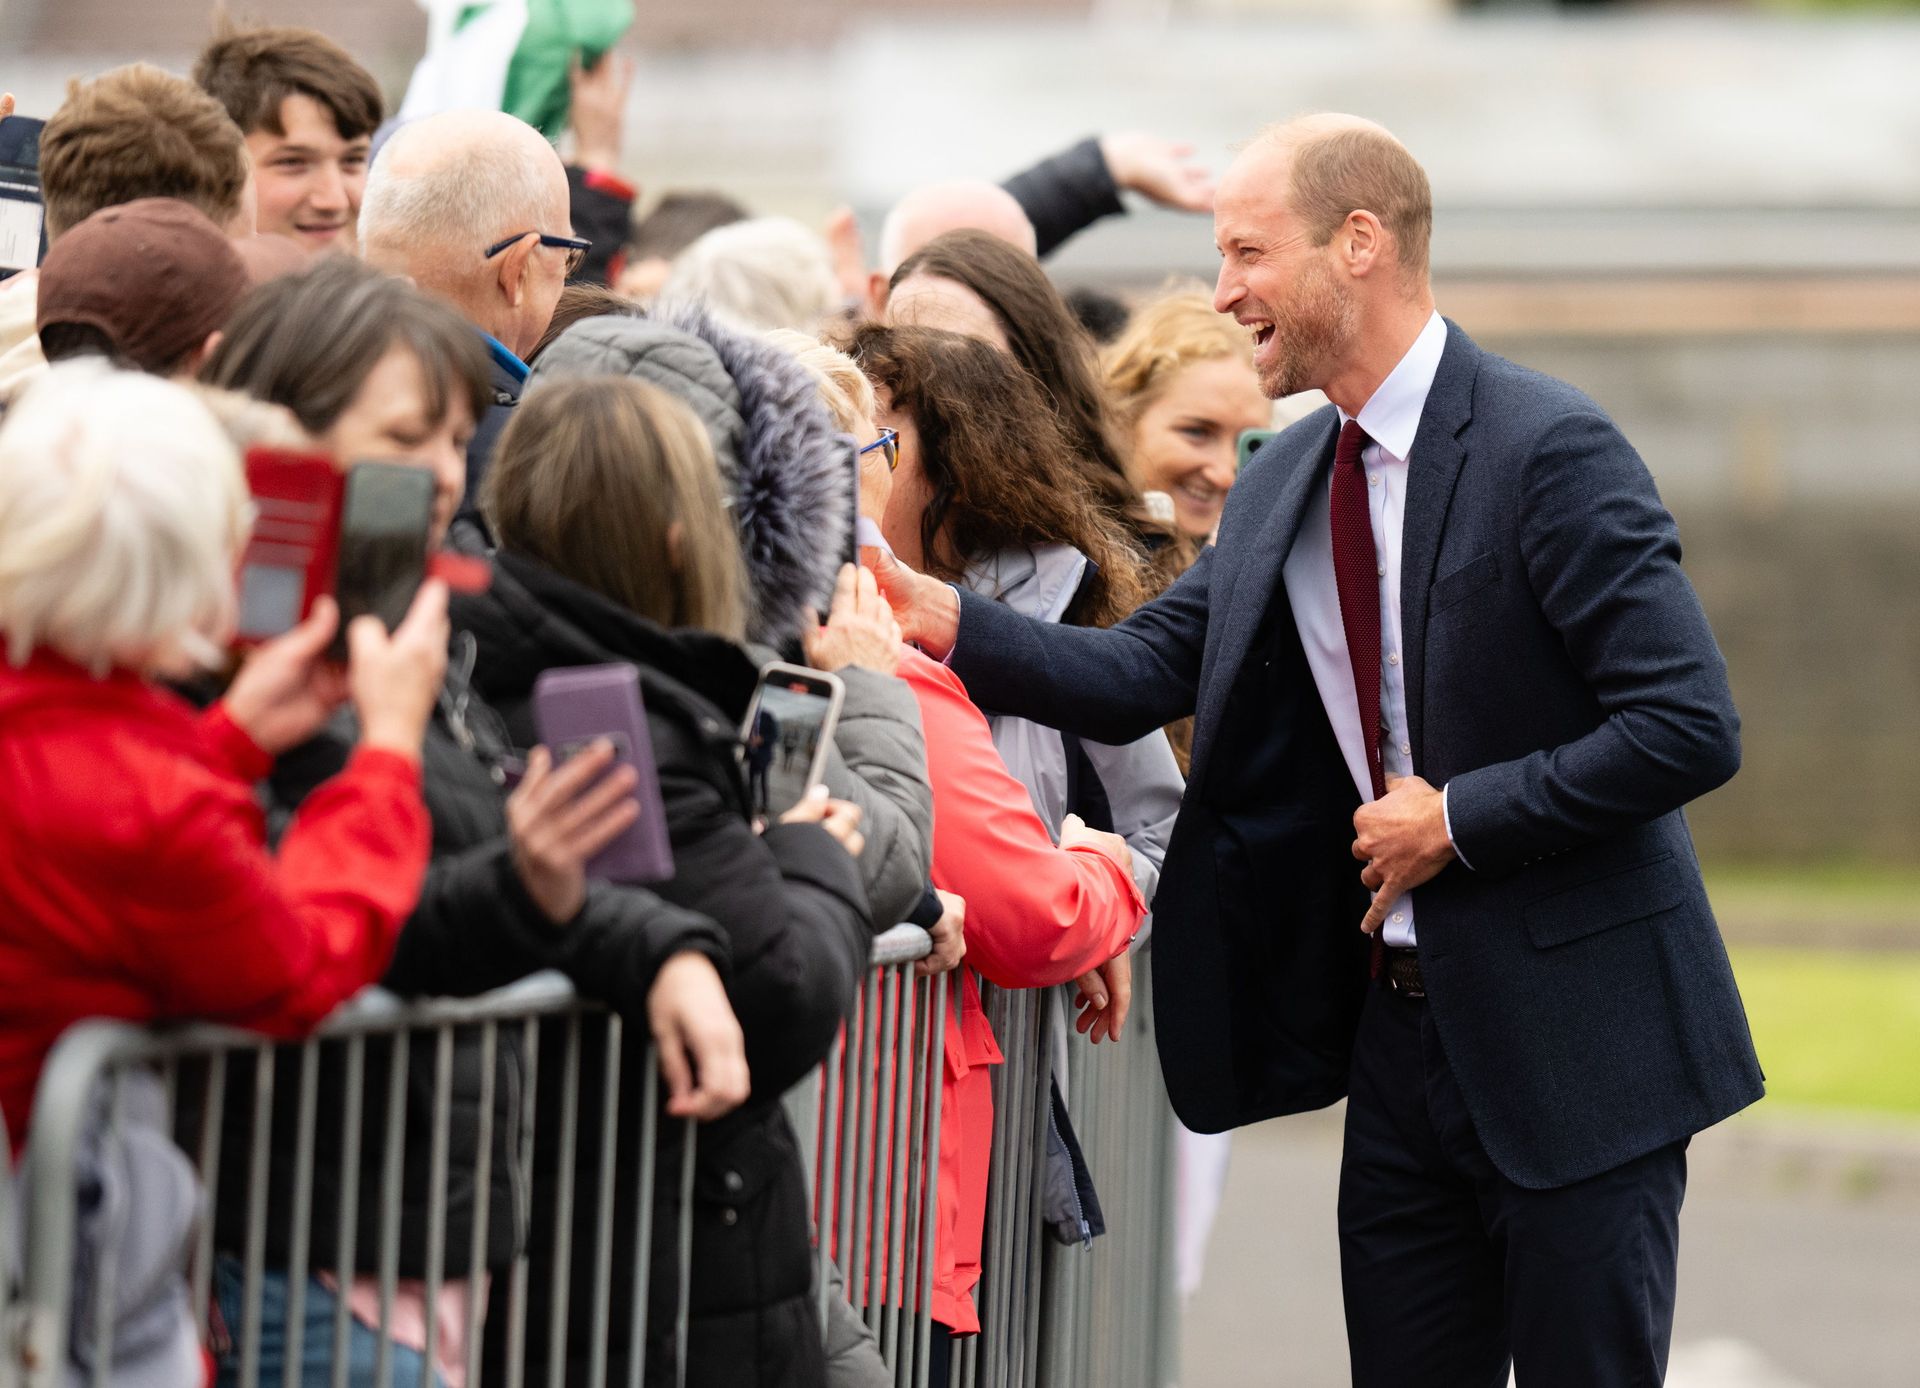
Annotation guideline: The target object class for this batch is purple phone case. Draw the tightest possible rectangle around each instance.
[531,663,675,886]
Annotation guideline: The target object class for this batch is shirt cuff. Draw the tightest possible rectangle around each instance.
[580,167,637,201]
[199,702,275,783]
[937,583,965,667]
[1441,782,1473,871]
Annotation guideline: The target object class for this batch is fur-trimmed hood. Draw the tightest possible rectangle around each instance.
[529,305,852,648]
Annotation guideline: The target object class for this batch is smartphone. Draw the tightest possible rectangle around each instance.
[532,663,674,885]
[739,663,845,822]
[0,114,47,273]
[236,448,346,646]
[1237,428,1279,470]
[329,462,437,658]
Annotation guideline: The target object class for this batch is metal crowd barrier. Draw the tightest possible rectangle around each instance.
[785,924,949,1388]
[4,973,696,1388]
[961,948,1180,1388]
[5,929,1177,1388]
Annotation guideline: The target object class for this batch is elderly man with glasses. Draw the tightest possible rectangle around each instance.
[361,108,589,513]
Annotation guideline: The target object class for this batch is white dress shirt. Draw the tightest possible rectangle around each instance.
[1281,310,1448,948]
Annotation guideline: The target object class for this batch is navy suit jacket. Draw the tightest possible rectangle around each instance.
[950,321,1763,1188]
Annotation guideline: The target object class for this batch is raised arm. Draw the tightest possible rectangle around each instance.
[868,543,1214,745]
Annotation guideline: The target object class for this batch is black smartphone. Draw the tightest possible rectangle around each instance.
[739,662,845,822]
[328,462,436,658]
[1237,428,1279,470]
[0,115,48,274]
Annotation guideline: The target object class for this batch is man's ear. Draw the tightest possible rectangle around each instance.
[865,270,891,321]
[495,232,536,308]
[183,330,224,377]
[1343,210,1385,279]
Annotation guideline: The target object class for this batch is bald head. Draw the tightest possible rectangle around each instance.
[361,110,569,276]
[359,109,572,356]
[1225,113,1432,282]
[878,180,1037,275]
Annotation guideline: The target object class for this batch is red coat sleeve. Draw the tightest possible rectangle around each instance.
[129,740,430,1035]
[898,650,1143,989]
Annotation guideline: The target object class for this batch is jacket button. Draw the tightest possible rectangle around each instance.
[724,1170,744,1193]
[721,1208,738,1226]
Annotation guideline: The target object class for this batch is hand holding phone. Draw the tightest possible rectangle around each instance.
[740,663,845,823]
[532,664,674,886]
[506,741,643,924]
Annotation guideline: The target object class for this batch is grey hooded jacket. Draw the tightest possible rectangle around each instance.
[530,311,934,926]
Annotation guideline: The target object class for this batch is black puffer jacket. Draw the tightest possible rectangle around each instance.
[460,551,875,1388]
[202,649,728,1283]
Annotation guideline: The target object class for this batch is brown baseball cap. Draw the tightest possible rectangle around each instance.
[36,197,249,375]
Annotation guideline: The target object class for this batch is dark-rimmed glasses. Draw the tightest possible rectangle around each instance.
[484,230,593,279]
[859,427,900,473]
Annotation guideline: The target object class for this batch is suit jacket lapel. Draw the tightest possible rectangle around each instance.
[1399,321,1479,768]
[1193,410,1338,777]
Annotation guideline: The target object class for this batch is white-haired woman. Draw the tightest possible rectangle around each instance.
[0,362,449,1151]
[657,216,843,333]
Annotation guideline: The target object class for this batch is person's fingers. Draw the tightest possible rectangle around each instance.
[569,795,642,860]
[284,595,341,661]
[543,738,618,802]
[655,1026,695,1113]
[1360,862,1385,892]
[856,562,882,614]
[394,577,450,641]
[1360,886,1392,934]
[832,561,858,616]
[550,760,638,837]
[1109,971,1133,1036]
[515,745,554,801]
[1384,775,1408,792]
[345,612,390,669]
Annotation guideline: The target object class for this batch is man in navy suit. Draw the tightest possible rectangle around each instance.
[871,114,1763,1386]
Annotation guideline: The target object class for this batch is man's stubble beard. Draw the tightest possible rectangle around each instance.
[1257,256,1357,401]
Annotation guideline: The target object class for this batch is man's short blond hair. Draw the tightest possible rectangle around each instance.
[1267,118,1432,280]
[0,363,247,676]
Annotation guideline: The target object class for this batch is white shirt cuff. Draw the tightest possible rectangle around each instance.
[1441,783,1473,870]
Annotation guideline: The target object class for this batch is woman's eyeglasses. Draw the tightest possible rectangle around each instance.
[483,230,593,280]
[859,427,900,473]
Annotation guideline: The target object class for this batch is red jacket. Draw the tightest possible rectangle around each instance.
[897,649,1143,1333]
[0,654,430,1151]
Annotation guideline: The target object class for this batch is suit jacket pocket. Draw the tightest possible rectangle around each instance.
[1524,852,1685,948]
[1429,551,1500,616]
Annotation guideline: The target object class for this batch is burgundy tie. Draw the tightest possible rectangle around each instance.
[1330,420,1391,975]
[1330,419,1387,801]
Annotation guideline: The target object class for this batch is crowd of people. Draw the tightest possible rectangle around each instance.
[0,22,1276,1388]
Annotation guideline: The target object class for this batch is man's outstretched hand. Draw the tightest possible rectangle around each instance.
[862,544,961,659]
[1351,776,1456,935]
[1100,132,1216,214]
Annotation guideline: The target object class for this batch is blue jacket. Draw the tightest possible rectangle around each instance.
[947,320,1764,1189]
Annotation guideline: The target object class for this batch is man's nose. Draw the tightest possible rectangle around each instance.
[309,163,348,212]
[1213,262,1243,316]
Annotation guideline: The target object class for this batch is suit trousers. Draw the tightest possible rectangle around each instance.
[1338,981,1687,1388]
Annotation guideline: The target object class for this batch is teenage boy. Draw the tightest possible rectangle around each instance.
[195,25,384,254]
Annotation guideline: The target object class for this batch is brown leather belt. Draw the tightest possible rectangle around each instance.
[1383,947,1425,998]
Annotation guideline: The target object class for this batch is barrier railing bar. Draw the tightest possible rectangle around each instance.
[283,1041,320,1388]
[239,1045,275,1388]
[587,1016,625,1388]
[672,1119,697,1388]
[881,973,914,1363]
[328,1037,366,1388]
[464,1021,499,1388]
[911,969,949,1388]
[624,1061,660,1388]
[421,1025,456,1388]
[372,1031,410,1388]
[191,1049,227,1350]
[502,1016,541,1388]
[864,969,899,1339]
[814,1032,843,1336]
[544,1013,584,1388]
[850,970,881,1331]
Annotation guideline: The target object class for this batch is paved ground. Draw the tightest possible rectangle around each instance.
[1177,1106,1920,1388]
